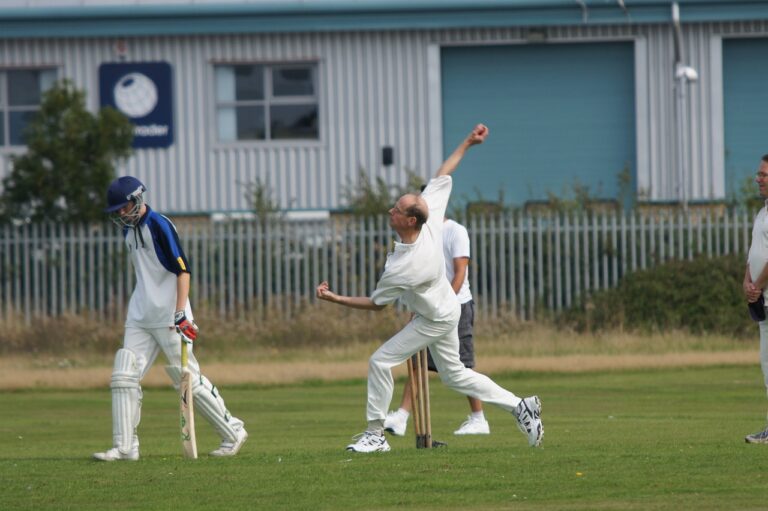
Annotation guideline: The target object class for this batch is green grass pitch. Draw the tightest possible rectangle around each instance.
[2,366,768,510]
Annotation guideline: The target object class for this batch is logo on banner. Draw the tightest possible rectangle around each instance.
[99,62,174,149]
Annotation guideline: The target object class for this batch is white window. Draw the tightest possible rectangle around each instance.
[214,63,319,142]
[0,68,57,147]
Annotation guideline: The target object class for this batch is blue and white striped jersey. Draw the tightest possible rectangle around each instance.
[123,206,193,328]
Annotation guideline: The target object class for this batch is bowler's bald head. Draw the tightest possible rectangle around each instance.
[398,193,429,228]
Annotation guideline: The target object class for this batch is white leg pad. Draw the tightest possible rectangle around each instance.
[111,349,141,454]
[165,366,243,442]
[193,376,243,442]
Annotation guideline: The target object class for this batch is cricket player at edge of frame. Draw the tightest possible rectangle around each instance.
[93,176,247,461]
[316,124,543,453]
[744,155,768,443]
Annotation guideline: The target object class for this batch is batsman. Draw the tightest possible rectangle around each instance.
[316,124,543,452]
[93,176,247,461]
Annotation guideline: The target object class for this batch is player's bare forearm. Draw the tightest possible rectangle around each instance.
[176,272,191,312]
[435,142,471,178]
[338,296,386,311]
[752,264,768,294]
[451,257,469,294]
[435,124,488,177]
[315,281,386,311]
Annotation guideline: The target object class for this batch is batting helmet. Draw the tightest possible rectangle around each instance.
[104,176,146,213]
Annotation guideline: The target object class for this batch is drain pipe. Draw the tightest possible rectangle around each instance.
[672,2,697,211]
[575,0,588,23]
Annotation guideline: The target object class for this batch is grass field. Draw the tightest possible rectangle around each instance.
[2,366,768,510]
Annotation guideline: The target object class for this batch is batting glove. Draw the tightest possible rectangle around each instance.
[174,310,198,343]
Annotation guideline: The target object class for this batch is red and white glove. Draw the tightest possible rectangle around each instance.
[174,310,198,343]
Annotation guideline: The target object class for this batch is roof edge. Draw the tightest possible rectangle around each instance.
[0,1,765,38]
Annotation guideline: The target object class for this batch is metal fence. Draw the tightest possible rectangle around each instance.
[0,210,754,325]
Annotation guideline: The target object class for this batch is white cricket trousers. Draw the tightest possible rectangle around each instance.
[366,314,522,423]
[758,321,768,395]
[124,325,202,379]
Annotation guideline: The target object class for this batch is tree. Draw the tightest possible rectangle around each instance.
[0,79,134,223]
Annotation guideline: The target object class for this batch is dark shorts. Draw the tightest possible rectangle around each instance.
[420,300,475,372]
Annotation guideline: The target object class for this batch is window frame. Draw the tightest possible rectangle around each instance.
[0,66,58,151]
[211,60,322,148]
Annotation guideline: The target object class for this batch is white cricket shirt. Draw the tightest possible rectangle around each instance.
[123,206,193,328]
[443,219,473,305]
[370,176,460,322]
[749,202,768,300]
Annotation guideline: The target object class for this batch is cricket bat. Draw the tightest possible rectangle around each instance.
[179,339,198,459]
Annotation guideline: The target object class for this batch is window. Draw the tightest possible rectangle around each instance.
[214,63,318,142]
[0,68,57,147]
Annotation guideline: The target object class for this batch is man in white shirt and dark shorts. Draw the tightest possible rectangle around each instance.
[316,124,543,453]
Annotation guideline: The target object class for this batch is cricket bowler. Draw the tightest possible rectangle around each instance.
[316,124,543,453]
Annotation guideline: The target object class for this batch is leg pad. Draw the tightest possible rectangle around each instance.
[111,349,141,454]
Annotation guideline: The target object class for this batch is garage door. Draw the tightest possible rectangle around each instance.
[723,38,768,196]
[441,42,635,208]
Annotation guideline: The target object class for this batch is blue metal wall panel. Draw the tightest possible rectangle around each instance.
[723,37,768,196]
[441,42,635,206]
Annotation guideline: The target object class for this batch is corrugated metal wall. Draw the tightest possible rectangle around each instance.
[0,31,436,213]
[0,21,767,212]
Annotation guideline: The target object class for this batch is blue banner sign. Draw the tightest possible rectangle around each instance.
[99,61,174,149]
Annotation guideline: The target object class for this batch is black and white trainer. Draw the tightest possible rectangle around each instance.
[514,396,543,447]
[745,426,768,444]
[346,430,391,453]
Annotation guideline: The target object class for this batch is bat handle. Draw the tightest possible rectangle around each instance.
[181,338,188,369]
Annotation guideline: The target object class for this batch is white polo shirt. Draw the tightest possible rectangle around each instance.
[370,176,460,322]
[443,219,472,305]
[749,202,768,300]
[124,206,193,328]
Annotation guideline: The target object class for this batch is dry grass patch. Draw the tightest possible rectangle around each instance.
[0,303,756,370]
[475,317,753,357]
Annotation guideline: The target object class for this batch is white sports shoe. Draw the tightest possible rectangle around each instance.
[745,426,768,444]
[346,431,391,453]
[92,446,139,462]
[210,427,248,457]
[454,415,490,435]
[384,410,408,436]
[514,396,543,447]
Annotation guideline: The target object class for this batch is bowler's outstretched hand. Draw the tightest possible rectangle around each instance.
[467,124,489,146]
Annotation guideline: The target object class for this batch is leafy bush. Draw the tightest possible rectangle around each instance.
[244,178,281,220]
[727,173,763,213]
[343,168,425,217]
[563,254,754,337]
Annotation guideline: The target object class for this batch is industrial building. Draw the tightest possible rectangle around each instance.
[0,0,767,214]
